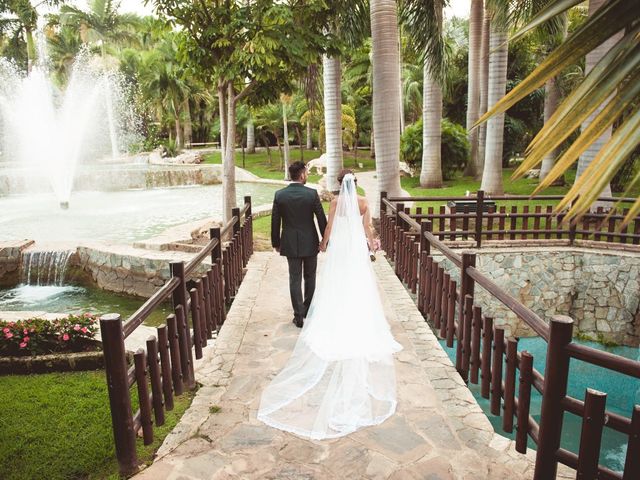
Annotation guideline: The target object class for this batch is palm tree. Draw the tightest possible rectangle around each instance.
[323,54,343,191]
[480,15,509,194]
[371,0,403,205]
[246,120,256,153]
[0,0,38,71]
[480,0,639,220]
[465,0,484,178]
[60,0,140,58]
[282,94,292,181]
[46,26,82,86]
[420,0,443,188]
[477,6,491,174]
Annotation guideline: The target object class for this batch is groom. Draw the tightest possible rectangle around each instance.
[271,161,328,328]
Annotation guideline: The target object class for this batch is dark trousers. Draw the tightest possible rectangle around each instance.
[286,256,318,319]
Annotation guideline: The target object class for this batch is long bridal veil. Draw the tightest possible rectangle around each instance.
[257,174,402,440]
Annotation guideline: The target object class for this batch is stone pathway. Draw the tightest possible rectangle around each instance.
[135,252,564,479]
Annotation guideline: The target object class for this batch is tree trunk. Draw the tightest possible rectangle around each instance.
[306,121,313,149]
[247,120,256,153]
[218,84,227,154]
[420,1,443,189]
[323,54,343,192]
[283,102,291,181]
[223,83,237,224]
[182,99,192,148]
[539,76,563,183]
[576,0,621,202]
[263,134,272,164]
[371,0,402,216]
[480,24,508,195]
[465,0,483,177]
[296,124,304,160]
[398,25,405,134]
[370,124,375,158]
[477,6,490,177]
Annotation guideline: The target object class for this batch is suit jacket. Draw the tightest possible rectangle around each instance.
[271,183,328,258]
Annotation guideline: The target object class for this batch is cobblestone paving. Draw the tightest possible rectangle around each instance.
[136,252,571,479]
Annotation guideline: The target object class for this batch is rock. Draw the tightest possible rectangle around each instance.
[524,169,541,179]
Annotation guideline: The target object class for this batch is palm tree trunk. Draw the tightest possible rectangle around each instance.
[480,24,508,195]
[175,118,183,150]
[223,83,237,224]
[218,84,227,154]
[322,54,343,192]
[420,1,443,188]
[576,0,622,201]
[296,125,304,160]
[371,0,402,212]
[398,25,405,134]
[539,76,563,182]
[247,120,256,153]
[477,6,490,177]
[182,99,192,148]
[283,102,291,181]
[370,124,375,158]
[465,0,483,178]
[306,121,313,149]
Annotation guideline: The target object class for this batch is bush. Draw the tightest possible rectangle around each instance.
[400,118,469,180]
[0,314,99,357]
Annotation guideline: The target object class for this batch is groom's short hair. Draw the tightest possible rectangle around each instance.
[289,161,307,181]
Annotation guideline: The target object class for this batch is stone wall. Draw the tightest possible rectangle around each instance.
[75,245,206,297]
[432,247,640,346]
[0,240,33,287]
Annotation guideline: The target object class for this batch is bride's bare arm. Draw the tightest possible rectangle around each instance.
[320,199,337,251]
[362,201,376,250]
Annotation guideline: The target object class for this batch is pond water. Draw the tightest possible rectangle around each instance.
[0,182,278,243]
[0,284,171,327]
[439,337,640,473]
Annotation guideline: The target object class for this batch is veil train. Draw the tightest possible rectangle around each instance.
[257,174,402,440]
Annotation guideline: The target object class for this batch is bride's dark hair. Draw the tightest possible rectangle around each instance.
[337,169,357,185]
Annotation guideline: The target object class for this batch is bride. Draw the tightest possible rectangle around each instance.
[257,170,402,440]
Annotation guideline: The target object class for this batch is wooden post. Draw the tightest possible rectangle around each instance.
[623,405,640,480]
[420,220,431,255]
[244,196,252,262]
[458,252,476,379]
[491,328,505,416]
[446,279,456,348]
[100,314,137,475]
[461,294,474,382]
[481,316,493,399]
[146,336,165,427]
[156,325,174,411]
[169,261,194,388]
[503,337,518,433]
[576,389,607,479]
[534,315,574,480]
[439,273,450,339]
[470,305,482,384]
[166,314,183,396]
[475,190,484,248]
[189,288,203,359]
[134,349,153,445]
[516,351,533,453]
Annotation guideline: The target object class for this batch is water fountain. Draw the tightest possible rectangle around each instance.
[0,40,134,208]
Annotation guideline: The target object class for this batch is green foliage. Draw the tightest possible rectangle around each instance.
[400,118,469,180]
[1,314,98,356]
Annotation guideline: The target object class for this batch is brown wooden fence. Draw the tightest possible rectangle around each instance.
[100,197,254,475]
[380,193,640,480]
[382,191,640,249]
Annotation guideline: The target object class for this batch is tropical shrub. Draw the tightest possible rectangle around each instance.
[400,118,469,180]
[0,314,99,357]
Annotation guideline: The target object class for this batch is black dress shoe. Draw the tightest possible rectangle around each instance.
[293,316,304,328]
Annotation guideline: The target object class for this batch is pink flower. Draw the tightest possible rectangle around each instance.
[19,342,27,348]
[5,332,13,339]
[30,328,35,333]
[73,324,81,331]
[81,327,88,334]
[62,333,69,341]
[2,328,9,334]
[23,328,29,335]
[23,336,30,343]
[83,313,92,318]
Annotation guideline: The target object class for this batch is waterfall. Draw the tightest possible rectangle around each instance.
[21,251,73,286]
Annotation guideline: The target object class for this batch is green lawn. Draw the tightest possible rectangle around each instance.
[203,148,375,184]
[0,371,194,480]
[400,168,578,213]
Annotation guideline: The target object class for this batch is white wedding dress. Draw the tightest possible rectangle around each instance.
[257,174,402,440]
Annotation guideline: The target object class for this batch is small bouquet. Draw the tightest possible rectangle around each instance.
[369,238,381,262]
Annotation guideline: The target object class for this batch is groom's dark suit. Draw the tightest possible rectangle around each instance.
[271,183,328,325]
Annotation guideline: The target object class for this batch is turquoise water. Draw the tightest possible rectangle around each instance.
[439,336,640,472]
[0,284,172,327]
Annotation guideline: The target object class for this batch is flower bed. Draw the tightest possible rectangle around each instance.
[1,314,99,357]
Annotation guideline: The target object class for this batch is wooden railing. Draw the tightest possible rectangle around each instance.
[382,191,640,248]
[380,193,640,480]
[100,197,254,475]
